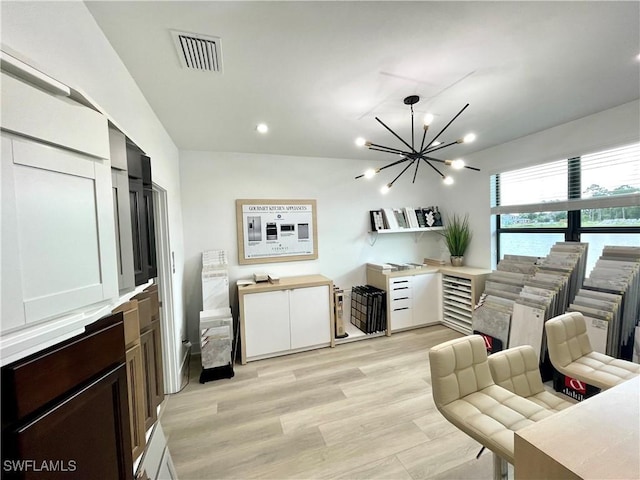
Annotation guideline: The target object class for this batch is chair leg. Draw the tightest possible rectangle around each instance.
[492,453,508,480]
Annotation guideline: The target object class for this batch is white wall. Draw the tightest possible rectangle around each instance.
[1,2,186,383]
[441,100,640,268]
[180,151,452,345]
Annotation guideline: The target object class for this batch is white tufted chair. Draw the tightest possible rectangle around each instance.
[545,311,640,390]
[429,335,553,465]
[488,345,573,412]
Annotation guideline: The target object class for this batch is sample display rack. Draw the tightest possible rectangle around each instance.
[440,267,491,334]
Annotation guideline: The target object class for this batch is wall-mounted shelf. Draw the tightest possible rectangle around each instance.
[368,226,444,245]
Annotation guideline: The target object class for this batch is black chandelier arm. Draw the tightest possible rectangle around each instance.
[423,140,459,154]
[354,156,411,179]
[419,103,469,155]
[411,157,421,183]
[423,155,446,164]
[375,116,417,154]
[419,127,429,153]
[410,105,415,151]
[368,143,411,155]
[421,157,446,178]
[423,155,482,172]
[388,159,416,187]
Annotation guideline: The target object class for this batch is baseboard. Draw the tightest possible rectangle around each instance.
[179,341,192,390]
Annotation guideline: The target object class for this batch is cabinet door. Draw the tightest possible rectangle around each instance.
[243,290,290,358]
[289,285,331,349]
[143,186,158,280]
[3,365,133,480]
[1,134,117,330]
[412,273,441,326]
[140,329,158,430]
[126,343,147,460]
[112,169,135,293]
[157,446,179,480]
[151,320,165,408]
[129,177,149,286]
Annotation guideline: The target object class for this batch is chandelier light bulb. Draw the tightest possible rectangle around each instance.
[380,184,391,194]
[355,137,366,147]
[431,141,442,147]
[463,133,476,143]
[364,168,377,179]
[443,176,454,185]
[451,159,465,170]
[423,113,434,127]
[256,123,268,134]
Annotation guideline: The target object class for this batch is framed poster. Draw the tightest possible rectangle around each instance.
[236,199,318,265]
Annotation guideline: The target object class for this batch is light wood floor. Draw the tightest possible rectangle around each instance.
[162,325,495,479]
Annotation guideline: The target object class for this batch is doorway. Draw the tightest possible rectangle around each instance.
[152,184,181,394]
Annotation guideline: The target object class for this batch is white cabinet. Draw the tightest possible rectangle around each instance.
[388,277,413,330]
[140,423,178,480]
[366,268,441,333]
[1,64,116,355]
[238,275,333,363]
[1,133,117,330]
[386,273,440,332]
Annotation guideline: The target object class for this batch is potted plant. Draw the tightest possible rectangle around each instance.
[440,213,472,266]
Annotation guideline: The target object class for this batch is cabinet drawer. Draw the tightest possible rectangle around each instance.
[390,296,412,310]
[390,278,411,288]
[391,306,412,330]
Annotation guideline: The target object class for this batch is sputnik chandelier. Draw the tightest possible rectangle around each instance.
[355,95,480,193]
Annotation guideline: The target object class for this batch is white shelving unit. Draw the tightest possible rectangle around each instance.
[368,226,444,245]
[440,267,491,335]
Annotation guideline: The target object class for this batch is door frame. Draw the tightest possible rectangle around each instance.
[152,184,180,394]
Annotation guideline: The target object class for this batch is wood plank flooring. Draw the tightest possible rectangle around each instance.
[162,325,495,479]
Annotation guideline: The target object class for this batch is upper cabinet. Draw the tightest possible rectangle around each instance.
[127,145,157,286]
[110,127,136,294]
[1,69,118,333]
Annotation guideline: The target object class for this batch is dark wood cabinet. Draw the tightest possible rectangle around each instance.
[1,314,133,480]
[127,146,157,286]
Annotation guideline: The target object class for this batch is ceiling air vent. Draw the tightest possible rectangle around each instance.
[171,30,222,73]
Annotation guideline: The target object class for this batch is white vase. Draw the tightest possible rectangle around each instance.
[450,256,464,267]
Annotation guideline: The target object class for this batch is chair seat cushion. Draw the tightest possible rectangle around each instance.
[528,390,574,412]
[562,352,640,390]
[439,384,553,463]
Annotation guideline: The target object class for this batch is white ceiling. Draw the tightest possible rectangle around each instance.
[86,1,640,165]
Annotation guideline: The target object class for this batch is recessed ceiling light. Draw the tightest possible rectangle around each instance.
[256,123,268,134]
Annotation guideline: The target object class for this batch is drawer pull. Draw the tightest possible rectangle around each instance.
[394,297,409,301]
[393,307,410,311]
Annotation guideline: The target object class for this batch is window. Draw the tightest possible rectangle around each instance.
[491,143,640,270]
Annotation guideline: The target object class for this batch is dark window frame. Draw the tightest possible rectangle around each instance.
[495,155,640,260]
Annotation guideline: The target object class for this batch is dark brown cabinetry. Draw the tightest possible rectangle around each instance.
[127,145,157,286]
[1,313,133,480]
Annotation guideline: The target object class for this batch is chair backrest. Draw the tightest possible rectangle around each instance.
[488,345,545,397]
[545,311,594,369]
[429,335,494,408]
